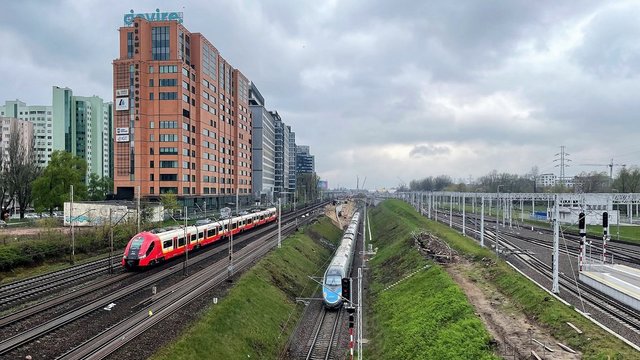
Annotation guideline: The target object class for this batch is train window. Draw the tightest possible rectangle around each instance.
[163,239,172,248]
[145,242,155,256]
[198,231,204,239]
[191,233,197,242]
[207,228,215,237]
[130,237,144,251]
[232,222,237,230]
[178,237,185,247]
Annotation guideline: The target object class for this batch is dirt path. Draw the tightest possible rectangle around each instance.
[324,200,356,230]
[445,261,582,359]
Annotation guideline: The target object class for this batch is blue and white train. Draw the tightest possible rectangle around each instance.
[322,211,361,309]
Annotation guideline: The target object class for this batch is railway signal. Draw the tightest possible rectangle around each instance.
[342,277,351,301]
[603,212,609,261]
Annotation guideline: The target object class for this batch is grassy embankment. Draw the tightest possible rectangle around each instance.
[366,201,498,359]
[152,216,343,360]
[379,199,636,359]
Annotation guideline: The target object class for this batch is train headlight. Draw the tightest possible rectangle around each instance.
[139,253,147,259]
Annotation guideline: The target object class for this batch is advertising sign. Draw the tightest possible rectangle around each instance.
[116,128,130,135]
[124,9,183,26]
[116,89,129,97]
[116,134,130,142]
[116,98,129,111]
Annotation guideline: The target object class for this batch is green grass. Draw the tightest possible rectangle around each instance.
[366,200,498,359]
[152,217,342,360]
[382,199,637,359]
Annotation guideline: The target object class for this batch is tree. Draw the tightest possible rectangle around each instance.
[296,173,320,203]
[32,151,87,215]
[160,190,179,215]
[573,171,609,193]
[6,125,40,219]
[87,174,112,201]
[613,167,640,193]
[0,147,12,220]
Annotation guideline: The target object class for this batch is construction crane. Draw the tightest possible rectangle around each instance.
[578,159,626,180]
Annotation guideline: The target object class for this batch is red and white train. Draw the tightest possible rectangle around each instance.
[122,207,278,269]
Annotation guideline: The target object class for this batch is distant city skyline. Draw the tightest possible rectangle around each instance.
[1,1,639,189]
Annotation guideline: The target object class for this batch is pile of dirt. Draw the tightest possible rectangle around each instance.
[412,230,458,263]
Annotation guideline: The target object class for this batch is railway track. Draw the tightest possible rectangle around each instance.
[430,209,640,341]
[305,309,343,360]
[0,255,122,311]
[0,202,327,358]
[435,208,640,265]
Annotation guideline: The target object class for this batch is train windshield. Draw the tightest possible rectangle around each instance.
[325,275,341,286]
[129,237,145,251]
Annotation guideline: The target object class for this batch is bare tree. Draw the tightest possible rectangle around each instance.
[6,126,39,219]
[0,147,13,220]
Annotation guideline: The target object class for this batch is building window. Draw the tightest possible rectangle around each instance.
[159,65,178,73]
[127,32,134,58]
[152,26,170,61]
[160,134,178,142]
[159,121,178,129]
[160,78,177,87]
[160,174,178,181]
[149,92,154,100]
[159,92,177,100]
[160,161,178,168]
[150,161,154,168]
[160,147,178,154]
[183,187,190,194]
[150,187,154,194]
[149,79,154,87]
[150,173,155,181]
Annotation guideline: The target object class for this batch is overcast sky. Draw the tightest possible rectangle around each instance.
[1,0,639,190]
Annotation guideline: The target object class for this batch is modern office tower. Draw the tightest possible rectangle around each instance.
[288,128,296,196]
[0,117,34,163]
[296,145,315,174]
[249,83,276,204]
[0,100,53,167]
[113,15,252,208]
[273,111,291,203]
[52,86,113,179]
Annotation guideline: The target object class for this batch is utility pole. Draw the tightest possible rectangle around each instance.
[496,185,502,256]
[480,196,485,247]
[449,195,452,228]
[229,189,238,277]
[278,198,282,248]
[552,195,560,294]
[184,205,188,276]
[70,185,75,265]
[109,208,113,274]
[462,194,466,236]
[136,185,141,233]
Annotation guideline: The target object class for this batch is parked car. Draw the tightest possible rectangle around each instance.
[0,220,6,228]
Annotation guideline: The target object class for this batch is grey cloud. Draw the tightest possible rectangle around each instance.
[0,1,637,188]
[572,4,640,79]
[409,144,451,158]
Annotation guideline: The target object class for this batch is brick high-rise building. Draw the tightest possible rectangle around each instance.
[113,15,252,209]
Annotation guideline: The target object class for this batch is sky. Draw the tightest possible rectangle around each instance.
[1,0,640,190]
